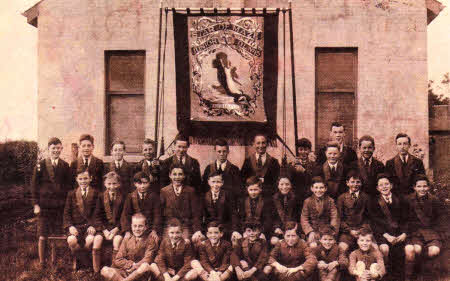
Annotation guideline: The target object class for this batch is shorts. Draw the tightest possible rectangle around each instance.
[68,224,99,245]
[37,208,64,237]
[408,229,441,249]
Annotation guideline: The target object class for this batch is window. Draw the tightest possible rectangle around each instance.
[315,48,357,150]
[105,50,146,154]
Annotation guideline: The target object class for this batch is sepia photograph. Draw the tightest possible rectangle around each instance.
[0,0,449,280]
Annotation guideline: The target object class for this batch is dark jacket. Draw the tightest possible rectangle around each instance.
[313,161,348,199]
[121,190,162,234]
[231,238,269,271]
[202,161,242,198]
[199,239,232,272]
[234,196,273,235]
[114,232,158,270]
[269,239,318,275]
[272,191,300,231]
[385,154,425,195]
[301,195,340,235]
[337,191,370,233]
[63,186,101,230]
[70,156,104,191]
[368,193,408,239]
[202,190,234,231]
[317,145,357,167]
[103,160,134,194]
[350,157,385,196]
[160,155,202,193]
[240,153,280,197]
[97,191,125,232]
[155,238,194,278]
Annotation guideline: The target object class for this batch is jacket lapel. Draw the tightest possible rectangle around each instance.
[104,192,113,222]
[255,197,264,218]
[131,192,141,212]
[316,197,324,217]
[223,161,231,174]
[405,154,414,177]
[378,196,396,227]
[45,158,56,183]
[358,158,369,182]
[76,188,85,216]
[323,162,331,181]
[394,155,404,178]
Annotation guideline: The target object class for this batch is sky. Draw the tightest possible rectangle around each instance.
[0,0,448,141]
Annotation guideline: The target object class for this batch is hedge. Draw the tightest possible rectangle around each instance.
[0,141,38,185]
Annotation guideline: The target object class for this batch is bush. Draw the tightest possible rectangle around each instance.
[0,141,39,185]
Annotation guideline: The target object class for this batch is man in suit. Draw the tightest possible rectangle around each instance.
[288,138,315,205]
[202,138,242,198]
[351,135,385,196]
[31,137,72,268]
[160,134,202,194]
[70,134,104,191]
[133,138,161,193]
[241,133,280,198]
[104,141,134,195]
[316,122,357,166]
[385,133,425,195]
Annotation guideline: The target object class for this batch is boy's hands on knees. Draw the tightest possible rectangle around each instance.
[103,229,111,239]
[168,268,176,275]
[395,233,407,244]
[69,226,79,236]
[383,233,395,244]
[328,261,339,271]
[317,261,328,270]
[240,260,249,269]
[274,228,283,235]
[163,272,173,281]
[244,267,257,278]
[33,204,41,215]
[235,267,244,280]
[87,226,96,235]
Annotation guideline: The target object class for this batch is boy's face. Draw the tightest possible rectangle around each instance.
[247,183,262,199]
[253,136,267,155]
[311,182,327,198]
[297,146,310,161]
[414,180,429,197]
[215,145,229,163]
[284,228,299,246]
[206,226,223,244]
[48,143,63,160]
[325,147,340,164]
[347,177,362,193]
[169,168,185,186]
[135,177,150,193]
[80,140,94,157]
[104,177,120,194]
[167,226,182,244]
[278,178,292,195]
[111,144,125,161]
[357,234,372,252]
[76,171,92,189]
[396,137,411,156]
[208,175,223,194]
[320,234,336,250]
[131,217,147,237]
[142,143,155,160]
[330,126,345,144]
[377,178,392,196]
[174,141,189,158]
[359,140,374,160]
[245,227,261,242]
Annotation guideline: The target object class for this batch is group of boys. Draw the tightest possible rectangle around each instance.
[30,122,445,281]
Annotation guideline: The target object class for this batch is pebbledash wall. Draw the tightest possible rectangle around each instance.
[23,0,443,170]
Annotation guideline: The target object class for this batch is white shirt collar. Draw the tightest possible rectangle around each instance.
[83,156,91,165]
[328,162,338,169]
[255,153,267,164]
[383,193,392,202]
[350,190,360,197]
[216,160,227,170]
[115,159,123,166]
[138,191,146,199]
[51,158,59,166]
[362,157,372,165]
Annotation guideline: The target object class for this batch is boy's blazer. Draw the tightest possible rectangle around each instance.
[70,156,104,191]
[199,239,232,272]
[121,190,162,234]
[272,191,300,230]
[202,160,242,196]
[385,153,425,195]
[114,232,158,270]
[301,195,340,235]
[313,161,347,198]
[104,160,134,194]
[231,237,269,271]
[234,196,273,235]
[31,158,72,209]
[97,191,125,232]
[160,155,202,192]
[160,184,202,232]
[351,157,385,196]
[63,186,101,230]
[368,193,408,238]
[202,190,234,230]
[315,244,348,267]
[288,160,315,203]
[133,159,161,193]
[337,191,370,233]
[405,192,444,238]
[155,238,194,278]
[240,153,280,197]
[269,239,318,274]
[349,248,385,278]
[317,145,357,166]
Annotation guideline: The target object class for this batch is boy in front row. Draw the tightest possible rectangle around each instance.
[267,221,318,281]
[101,213,158,281]
[348,228,386,281]
[63,168,103,273]
[316,226,348,281]
[404,175,444,281]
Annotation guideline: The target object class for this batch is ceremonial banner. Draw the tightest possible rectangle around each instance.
[173,11,278,144]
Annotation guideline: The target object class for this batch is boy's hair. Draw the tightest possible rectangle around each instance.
[244,220,262,231]
[330,121,344,130]
[295,138,312,150]
[359,135,375,147]
[103,171,121,183]
[48,137,62,147]
[167,218,182,228]
[395,133,411,144]
[253,133,267,143]
[246,176,262,188]
[214,138,229,149]
[325,141,340,151]
[175,134,190,147]
[79,134,94,144]
[208,171,224,179]
[358,227,373,240]
[319,225,336,238]
[132,212,147,223]
[284,221,299,233]
[143,138,156,147]
[207,221,223,232]
[133,171,150,183]
[414,174,430,186]
[376,173,391,184]
[169,163,186,174]
[311,176,326,187]
[346,169,362,181]
[110,140,126,151]
[76,167,90,176]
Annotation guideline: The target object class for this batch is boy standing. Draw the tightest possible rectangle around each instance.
[64,168,103,273]
[316,122,357,166]
[31,137,72,268]
[241,133,280,197]
[316,226,348,281]
[301,177,339,248]
[385,133,425,195]
[288,138,315,204]
[350,136,385,196]
[101,213,159,281]
[134,138,161,193]
[267,221,318,281]
[70,134,104,191]
[104,141,134,194]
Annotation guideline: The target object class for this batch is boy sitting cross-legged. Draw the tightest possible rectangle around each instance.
[101,213,159,281]
[316,225,348,281]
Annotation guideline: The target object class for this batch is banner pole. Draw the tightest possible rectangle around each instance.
[154,0,163,156]
[288,0,299,156]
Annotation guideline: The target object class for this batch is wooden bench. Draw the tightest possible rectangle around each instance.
[47,235,77,271]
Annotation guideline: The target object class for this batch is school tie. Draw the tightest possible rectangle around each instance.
[250,199,257,217]
[84,158,89,170]
[283,195,288,211]
[351,192,357,201]
[364,159,370,168]
[217,164,223,173]
[82,188,87,199]
[115,161,120,170]
[257,154,262,168]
